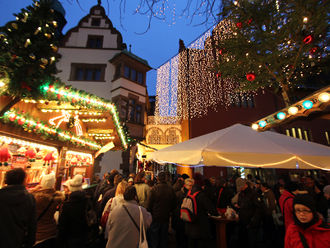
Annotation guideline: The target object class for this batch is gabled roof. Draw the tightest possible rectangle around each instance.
[110,49,152,70]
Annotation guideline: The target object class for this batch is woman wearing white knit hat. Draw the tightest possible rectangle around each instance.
[32,173,64,248]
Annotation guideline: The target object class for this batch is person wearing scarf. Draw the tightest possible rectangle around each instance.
[285,194,330,248]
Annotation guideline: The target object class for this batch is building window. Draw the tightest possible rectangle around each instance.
[286,128,311,141]
[124,66,130,78]
[136,105,142,123]
[87,35,103,48]
[114,64,121,79]
[91,18,101,26]
[120,99,128,120]
[122,98,143,124]
[70,63,106,81]
[137,72,143,84]
[123,65,144,85]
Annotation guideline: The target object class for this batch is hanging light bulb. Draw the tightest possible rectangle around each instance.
[251,123,259,130]
[303,17,308,23]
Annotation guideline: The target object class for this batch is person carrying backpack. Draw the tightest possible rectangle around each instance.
[184,173,218,248]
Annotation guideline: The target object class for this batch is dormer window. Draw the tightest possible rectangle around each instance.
[87,35,103,48]
[91,18,101,26]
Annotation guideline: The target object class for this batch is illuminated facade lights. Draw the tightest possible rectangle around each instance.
[288,106,299,115]
[318,92,330,103]
[276,112,286,120]
[302,100,313,110]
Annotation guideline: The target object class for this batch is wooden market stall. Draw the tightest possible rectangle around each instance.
[0,83,129,189]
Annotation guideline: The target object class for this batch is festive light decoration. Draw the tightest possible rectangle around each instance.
[0,135,58,153]
[288,106,299,115]
[39,82,129,148]
[214,0,329,106]
[155,20,248,122]
[49,112,83,136]
[318,92,330,103]
[3,109,101,150]
[252,86,329,131]
[302,100,313,110]
[276,112,286,120]
[258,120,267,128]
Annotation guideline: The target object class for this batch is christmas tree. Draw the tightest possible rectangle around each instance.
[0,0,60,100]
[214,0,329,105]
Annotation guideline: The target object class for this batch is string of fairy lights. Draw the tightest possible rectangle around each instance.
[155,20,256,123]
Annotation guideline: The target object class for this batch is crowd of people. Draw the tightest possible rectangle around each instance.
[0,167,329,248]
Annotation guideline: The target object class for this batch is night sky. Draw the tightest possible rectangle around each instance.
[0,0,218,95]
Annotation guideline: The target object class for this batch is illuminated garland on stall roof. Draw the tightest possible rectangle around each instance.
[3,109,101,150]
[39,81,129,149]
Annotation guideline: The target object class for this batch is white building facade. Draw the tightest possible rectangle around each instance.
[56,3,151,176]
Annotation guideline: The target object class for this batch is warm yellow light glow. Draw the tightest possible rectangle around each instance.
[303,17,308,23]
[318,92,330,103]
[251,124,259,130]
[288,106,299,115]
[0,81,5,87]
[213,155,329,171]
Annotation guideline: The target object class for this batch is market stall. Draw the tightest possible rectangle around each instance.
[0,82,130,188]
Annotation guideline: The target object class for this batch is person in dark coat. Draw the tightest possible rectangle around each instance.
[147,172,176,248]
[173,178,194,248]
[58,174,88,248]
[285,194,330,248]
[185,173,218,248]
[0,168,37,248]
[236,178,264,248]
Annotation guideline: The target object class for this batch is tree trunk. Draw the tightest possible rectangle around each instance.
[280,84,291,107]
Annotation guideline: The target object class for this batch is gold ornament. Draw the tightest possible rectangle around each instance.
[52,21,58,28]
[11,23,18,30]
[34,27,42,35]
[44,33,52,39]
[40,64,46,69]
[40,58,48,65]
[29,53,36,60]
[50,44,58,52]
[24,38,31,48]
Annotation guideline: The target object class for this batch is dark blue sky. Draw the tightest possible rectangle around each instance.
[0,0,217,96]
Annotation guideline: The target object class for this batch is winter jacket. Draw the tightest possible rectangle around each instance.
[262,189,276,216]
[185,185,219,239]
[237,187,264,228]
[58,190,88,243]
[0,185,36,248]
[285,219,330,248]
[216,186,235,210]
[33,188,65,243]
[279,190,295,230]
[135,182,151,208]
[147,181,176,223]
[106,200,152,248]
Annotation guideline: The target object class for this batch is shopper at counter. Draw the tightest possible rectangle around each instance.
[0,168,37,248]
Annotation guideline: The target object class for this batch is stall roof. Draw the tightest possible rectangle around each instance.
[0,81,130,154]
[251,86,330,131]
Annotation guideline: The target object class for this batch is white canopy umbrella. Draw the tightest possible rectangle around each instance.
[148,124,330,170]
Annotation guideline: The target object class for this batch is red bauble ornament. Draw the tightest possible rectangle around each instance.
[309,47,317,54]
[246,73,256,81]
[246,18,252,25]
[219,49,224,55]
[216,73,221,78]
[303,35,313,44]
[17,118,25,125]
[236,22,243,28]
